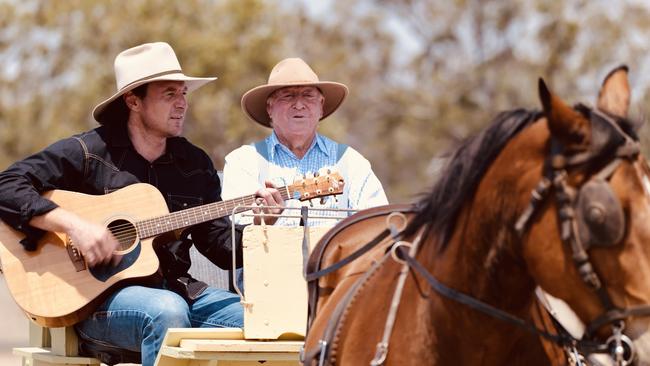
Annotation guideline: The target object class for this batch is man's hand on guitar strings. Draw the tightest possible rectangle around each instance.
[68,219,122,267]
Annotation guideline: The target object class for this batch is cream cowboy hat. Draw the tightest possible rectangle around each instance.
[241,58,348,127]
[92,42,217,124]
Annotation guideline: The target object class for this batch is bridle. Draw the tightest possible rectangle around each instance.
[303,108,650,366]
[512,107,649,364]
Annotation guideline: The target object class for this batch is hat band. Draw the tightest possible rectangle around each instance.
[119,69,183,91]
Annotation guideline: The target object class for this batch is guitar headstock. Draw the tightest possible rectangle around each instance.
[287,169,345,202]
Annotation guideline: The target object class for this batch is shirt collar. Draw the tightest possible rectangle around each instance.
[106,122,187,160]
[268,131,332,160]
[107,122,131,147]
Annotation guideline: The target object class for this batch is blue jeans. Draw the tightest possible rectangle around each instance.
[75,285,243,366]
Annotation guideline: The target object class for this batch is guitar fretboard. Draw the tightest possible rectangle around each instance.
[135,187,291,238]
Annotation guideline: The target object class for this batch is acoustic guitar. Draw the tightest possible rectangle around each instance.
[0,172,344,327]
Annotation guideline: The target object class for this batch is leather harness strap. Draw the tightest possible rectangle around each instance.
[302,251,392,365]
[305,205,415,332]
[305,229,390,282]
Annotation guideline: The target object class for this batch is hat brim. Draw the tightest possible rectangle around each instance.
[241,81,348,127]
[92,73,217,124]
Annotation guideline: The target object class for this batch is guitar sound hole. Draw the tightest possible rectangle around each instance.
[107,219,138,253]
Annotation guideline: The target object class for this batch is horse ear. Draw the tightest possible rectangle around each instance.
[597,65,630,118]
[538,78,591,151]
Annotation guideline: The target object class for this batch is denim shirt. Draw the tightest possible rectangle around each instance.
[0,122,243,298]
[222,132,388,226]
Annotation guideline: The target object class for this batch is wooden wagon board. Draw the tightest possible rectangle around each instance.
[155,328,303,366]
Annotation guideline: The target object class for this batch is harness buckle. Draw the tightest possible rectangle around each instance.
[566,345,587,366]
[389,241,412,264]
[386,212,408,240]
[606,323,635,366]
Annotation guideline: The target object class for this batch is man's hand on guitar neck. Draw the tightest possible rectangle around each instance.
[30,207,122,267]
[252,181,284,225]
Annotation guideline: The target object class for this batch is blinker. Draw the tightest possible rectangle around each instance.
[575,179,625,248]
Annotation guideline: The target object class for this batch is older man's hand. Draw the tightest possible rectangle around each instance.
[253,180,284,225]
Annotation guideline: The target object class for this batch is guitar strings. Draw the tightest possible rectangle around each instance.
[61,177,339,253]
[60,176,333,227]
[104,194,261,234]
[93,192,270,242]
[68,180,333,240]
[101,188,297,235]
[65,178,336,233]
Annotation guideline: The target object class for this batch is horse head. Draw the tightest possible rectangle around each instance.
[303,66,650,366]
[520,66,650,364]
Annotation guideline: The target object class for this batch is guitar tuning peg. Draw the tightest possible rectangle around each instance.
[309,199,314,207]
[320,197,327,205]
[333,195,338,203]
[314,171,319,177]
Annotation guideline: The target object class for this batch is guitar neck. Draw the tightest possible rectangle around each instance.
[135,187,291,239]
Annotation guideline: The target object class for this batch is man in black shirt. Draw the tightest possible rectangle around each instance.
[0,42,282,366]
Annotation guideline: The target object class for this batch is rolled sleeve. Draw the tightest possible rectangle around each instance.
[222,145,261,225]
[0,173,59,250]
[342,148,389,209]
[0,137,85,249]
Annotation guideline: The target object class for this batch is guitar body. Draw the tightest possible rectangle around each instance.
[0,183,168,327]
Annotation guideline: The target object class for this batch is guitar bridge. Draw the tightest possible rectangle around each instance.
[66,238,87,272]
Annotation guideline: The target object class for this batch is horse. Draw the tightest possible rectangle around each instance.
[302,65,650,365]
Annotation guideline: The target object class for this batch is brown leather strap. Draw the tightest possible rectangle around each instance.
[303,251,391,366]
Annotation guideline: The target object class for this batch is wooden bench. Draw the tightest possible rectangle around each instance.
[155,328,302,366]
[13,322,100,366]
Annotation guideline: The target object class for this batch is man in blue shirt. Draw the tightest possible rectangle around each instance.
[222,58,388,227]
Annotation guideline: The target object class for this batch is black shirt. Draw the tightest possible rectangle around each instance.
[0,121,243,299]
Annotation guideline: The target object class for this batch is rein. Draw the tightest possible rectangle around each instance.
[305,228,391,282]
[394,245,606,353]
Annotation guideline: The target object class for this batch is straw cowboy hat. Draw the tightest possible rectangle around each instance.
[92,42,217,124]
[241,58,349,127]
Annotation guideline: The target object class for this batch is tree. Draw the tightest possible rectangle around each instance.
[3,0,650,201]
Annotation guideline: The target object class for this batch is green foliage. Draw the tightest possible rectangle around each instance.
[2,0,650,202]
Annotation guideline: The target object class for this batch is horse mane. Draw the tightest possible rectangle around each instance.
[403,108,543,251]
